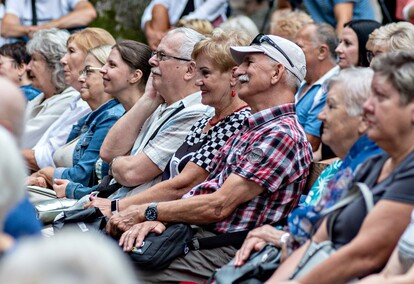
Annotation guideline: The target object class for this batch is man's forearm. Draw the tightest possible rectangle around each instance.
[21,149,40,172]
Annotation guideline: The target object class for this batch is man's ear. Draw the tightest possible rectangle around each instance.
[184,61,197,80]
[129,69,143,84]
[318,44,329,61]
[270,63,283,84]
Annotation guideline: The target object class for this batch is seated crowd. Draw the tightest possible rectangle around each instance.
[2,1,414,283]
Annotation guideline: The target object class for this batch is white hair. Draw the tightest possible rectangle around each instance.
[0,127,26,229]
[0,229,139,284]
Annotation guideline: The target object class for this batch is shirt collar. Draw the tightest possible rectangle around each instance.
[245,103,296,129]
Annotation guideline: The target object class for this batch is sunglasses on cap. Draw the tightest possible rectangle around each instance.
[250,34,295,68]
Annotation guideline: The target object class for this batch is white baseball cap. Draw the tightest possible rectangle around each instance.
[230,34,306,82]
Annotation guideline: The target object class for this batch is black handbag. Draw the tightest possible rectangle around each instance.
[208,243,282,284]
[129,223,194,270]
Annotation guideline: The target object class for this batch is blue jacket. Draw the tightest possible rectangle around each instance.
[53,99,125,195]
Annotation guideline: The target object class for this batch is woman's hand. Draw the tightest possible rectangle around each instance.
[119,221,166,252]
[53,179,69,198]
[26,176,47,187]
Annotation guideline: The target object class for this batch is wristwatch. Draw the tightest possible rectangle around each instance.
[145,202,158,221]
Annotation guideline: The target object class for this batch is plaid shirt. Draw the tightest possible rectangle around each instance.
[187,103,313,233]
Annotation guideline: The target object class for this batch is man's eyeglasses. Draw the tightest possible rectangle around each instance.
[79,66,101,77]
[250,34,294,68]
[151,51,191,62]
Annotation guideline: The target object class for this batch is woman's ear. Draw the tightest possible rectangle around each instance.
[230,66,238,87]
[129,69,143,84]
[17,63,27,79]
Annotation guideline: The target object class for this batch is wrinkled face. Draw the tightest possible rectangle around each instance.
[78,54,104,102]
[60,40,87,90]
[0,55,19,83]
[26,51,53,91]
[363,73,414,148]
[195,53,233,108]
[148,33,190,97]
[335,27,359,69]
[318,83,361,150]
[100,48,133,99]
[366,45,387,66]
[233,53,275,103]
[295,25,319,76]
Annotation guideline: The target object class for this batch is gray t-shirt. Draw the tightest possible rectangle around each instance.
[329,150,414,247]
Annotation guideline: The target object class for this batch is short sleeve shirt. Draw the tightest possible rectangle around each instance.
[6,0,81,26]
[330,150,414,247]
[162,107,250,181]
[303,0,375,27]
[186,103,313,233]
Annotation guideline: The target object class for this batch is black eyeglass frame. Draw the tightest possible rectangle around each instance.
[151,50,191,62]
[250,34,295,68]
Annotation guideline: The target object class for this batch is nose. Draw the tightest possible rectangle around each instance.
[362,95,373,114]
[195,78,203,86]
[60,53,68,65]
[27,60,33,71]
[149,54,158,67]
[234,63,246,77]
[335,43,342,55]
[100,64,107,75]
[78,73,86,83]
[317,105,327,121]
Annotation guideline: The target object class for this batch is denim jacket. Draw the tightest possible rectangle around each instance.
[53,99,125,191]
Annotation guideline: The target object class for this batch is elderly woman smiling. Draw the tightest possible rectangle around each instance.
[271,51,414,283]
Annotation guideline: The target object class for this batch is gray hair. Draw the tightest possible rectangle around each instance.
[267,57,301,93]
[327,67,374,116]
[371,51,414,105]
[166,27,206,61]
[312,23,338,62]
[0,229,138,284]
[0,127,26,229]
[26,28,70,93]
[88,45,112,66]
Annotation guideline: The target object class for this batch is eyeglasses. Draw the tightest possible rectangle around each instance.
[250,34,294,68]
[79,66,101,77]
[366,50,383,64]
[151,50,191,62]
[0,58,15,66]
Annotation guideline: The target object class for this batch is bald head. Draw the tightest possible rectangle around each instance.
[0,77,27,141]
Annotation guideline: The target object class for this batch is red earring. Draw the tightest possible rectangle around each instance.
[231,90,236,97]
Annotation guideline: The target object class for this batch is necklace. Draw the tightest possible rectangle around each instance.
[208,105,249,126]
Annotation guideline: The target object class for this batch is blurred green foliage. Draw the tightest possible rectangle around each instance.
[89,0,151,43]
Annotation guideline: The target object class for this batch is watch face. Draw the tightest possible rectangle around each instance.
[145,207,157,221]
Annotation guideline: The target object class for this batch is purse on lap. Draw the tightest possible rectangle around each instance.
[208,243,282,284]
[289,182,374,281]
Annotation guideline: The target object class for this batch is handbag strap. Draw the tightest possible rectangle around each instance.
[143,103,185,149]
[322,182,374,238]
[31,0,37,26]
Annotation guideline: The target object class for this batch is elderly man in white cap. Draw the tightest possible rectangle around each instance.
[106,34,313,283]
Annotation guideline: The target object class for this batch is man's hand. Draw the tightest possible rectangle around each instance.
[106,204,146,237]
[53,179,69,198]
[119,221,166,251]
[85,196,112,217]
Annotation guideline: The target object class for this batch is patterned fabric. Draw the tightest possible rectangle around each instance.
[163,107,250,182]
[186,103,313,233]
[287,134,383,248]
[302,160,342,207]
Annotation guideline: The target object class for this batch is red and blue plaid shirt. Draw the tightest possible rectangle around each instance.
[186,103,313,233]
